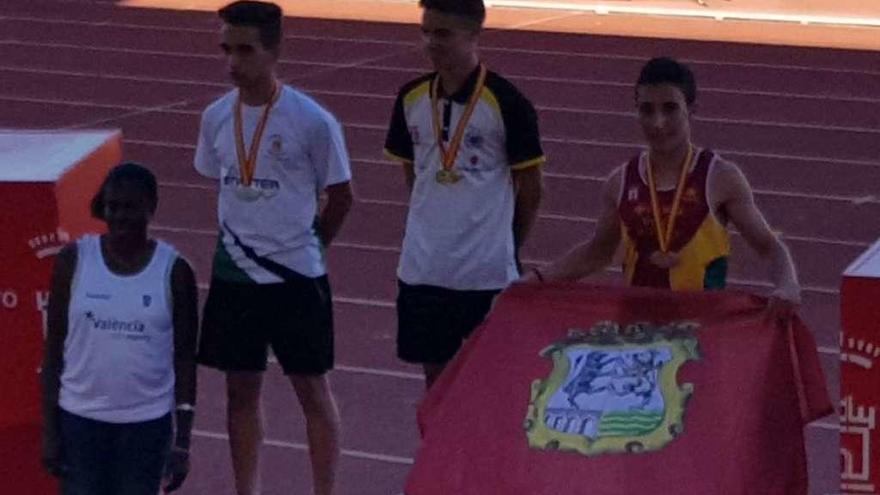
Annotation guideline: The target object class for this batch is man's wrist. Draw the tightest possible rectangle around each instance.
[173,405,195,450]
[173,433,192,450]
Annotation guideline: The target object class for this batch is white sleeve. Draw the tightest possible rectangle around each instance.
[194,111,220,178]
[310,113,352,189]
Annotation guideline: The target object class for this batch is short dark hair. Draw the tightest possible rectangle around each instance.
[636,57,697,106]
[90,162,159,220]
[420,0,486,28]
[219,1,283,51]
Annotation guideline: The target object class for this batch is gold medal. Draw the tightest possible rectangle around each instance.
[435,169,462,184]
[646,145,694,260]
[648,250,680,269]
[233,82,281,198]
[431,64,487,185]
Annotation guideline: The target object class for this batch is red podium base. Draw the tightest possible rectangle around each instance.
[841,239,880,494]
[0,129,122,493]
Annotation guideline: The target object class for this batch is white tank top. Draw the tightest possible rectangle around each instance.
[59,235,178,423]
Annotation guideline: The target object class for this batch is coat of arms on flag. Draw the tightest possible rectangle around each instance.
[525,320,700,456]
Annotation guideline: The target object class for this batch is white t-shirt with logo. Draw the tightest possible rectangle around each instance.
[60,235,178,423]
[384,69,545,290]
[195,85,352,284]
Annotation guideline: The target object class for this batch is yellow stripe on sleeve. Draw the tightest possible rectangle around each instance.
[403,81,430,110]
[383,148,413,164]
[511,156,546,170]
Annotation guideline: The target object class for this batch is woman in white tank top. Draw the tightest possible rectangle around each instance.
[40,163,199,495]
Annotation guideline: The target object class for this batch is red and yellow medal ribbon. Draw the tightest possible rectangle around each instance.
[430,64,487,174]
[646,145,694,253]
[234,82,281,187]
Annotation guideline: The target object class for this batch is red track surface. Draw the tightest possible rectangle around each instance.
[4,1,879,493]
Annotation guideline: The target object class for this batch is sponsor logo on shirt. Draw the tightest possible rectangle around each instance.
[222,175,281,194]
[464,128,484,149]
[84,311,151,341]
[267,134,286,160]
[142,295,152,308]
[628,186,640,202]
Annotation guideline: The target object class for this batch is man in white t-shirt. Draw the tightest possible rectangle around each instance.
[193,2,353,494]
[384,0,545,389]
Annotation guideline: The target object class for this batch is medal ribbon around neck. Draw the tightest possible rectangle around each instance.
[646,145,694,253]
[430,64,487,174]
[234,82,281,187]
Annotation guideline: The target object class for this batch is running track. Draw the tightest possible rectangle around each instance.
[4,1,880,493]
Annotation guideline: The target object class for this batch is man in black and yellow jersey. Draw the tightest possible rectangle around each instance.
[384,0,545,389]
[529,57,801,323]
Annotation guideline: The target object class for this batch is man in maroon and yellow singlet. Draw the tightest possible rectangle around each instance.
[529,57,800,322]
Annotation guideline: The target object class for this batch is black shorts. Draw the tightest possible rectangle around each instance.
[198,275,334,375]
[396,280,500,365]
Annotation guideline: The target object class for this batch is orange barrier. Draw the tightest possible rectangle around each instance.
[123,0,880,51]
[0,129,121,494]
[841,239,880,494]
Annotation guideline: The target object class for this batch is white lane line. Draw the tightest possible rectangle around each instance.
[159,174,880,219]
[192,429,415,465]
[128,118,880,168]
[1,37,875,105]
[151,218,867,277]
[503,10,583,30]
[537,102,880,135]
[191,278,397,309]
[39,43,420,130]
[354,159,879,207]
[152,181,879,248]
[177,232,842,298]
[335,364,423,381]
[0,93,151,111]
[334,296,396,309]
[266,355,422,380]
[538,171,880,205]
[121,136,879,169]
[1,38,875,105]
[3,14,880,76]
[3,64,880,135]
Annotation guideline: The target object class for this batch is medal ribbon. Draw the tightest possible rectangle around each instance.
[430,64,487,173]
[646,145,694,253]
[234,82,281,186]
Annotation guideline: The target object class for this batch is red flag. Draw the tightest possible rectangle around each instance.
[408,283,832,495]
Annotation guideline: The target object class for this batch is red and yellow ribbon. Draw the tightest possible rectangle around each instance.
[234,82,282,186]
[646,145,694,253]
[430,64,487,177]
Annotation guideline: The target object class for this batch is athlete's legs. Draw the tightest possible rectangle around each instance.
[289,374,340,495]
[226,371,265,495]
